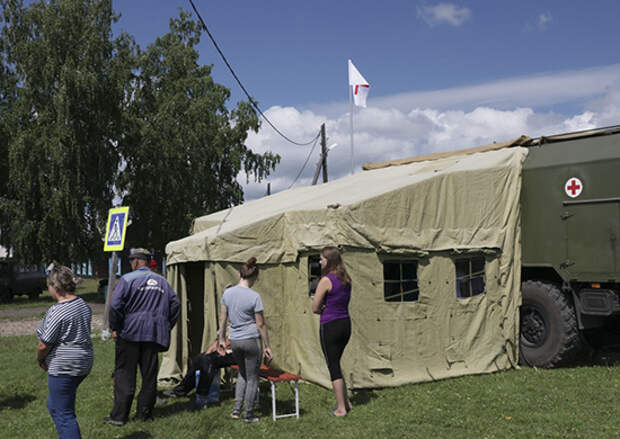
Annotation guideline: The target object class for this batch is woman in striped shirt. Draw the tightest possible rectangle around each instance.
[37,264,93,439]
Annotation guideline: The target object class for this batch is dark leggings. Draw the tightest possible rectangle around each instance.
[319,317,351,381]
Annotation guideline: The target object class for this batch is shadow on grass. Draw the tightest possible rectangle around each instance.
[119,433,153,439]
[0,393,36,410]
[153,399,195,418]
[350,389,379,408]
[254,391,309,418]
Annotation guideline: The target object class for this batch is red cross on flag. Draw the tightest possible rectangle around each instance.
[348,59,370,108]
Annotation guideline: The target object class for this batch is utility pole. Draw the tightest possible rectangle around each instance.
[312,123,328,185]
[320,124,328,183]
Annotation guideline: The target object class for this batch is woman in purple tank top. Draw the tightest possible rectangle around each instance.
[312,246,352,417]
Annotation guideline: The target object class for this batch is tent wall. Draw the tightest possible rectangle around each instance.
[160,245,520,389]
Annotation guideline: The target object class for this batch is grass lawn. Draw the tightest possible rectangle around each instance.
[0,334,618,438]
[0,278,104,312]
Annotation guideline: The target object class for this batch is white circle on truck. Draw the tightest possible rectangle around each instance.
[564,177,583,198]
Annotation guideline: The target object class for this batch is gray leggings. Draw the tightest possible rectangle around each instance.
[230,337,262,417]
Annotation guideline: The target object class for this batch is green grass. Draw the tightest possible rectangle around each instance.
[0,334,618,438]
[0,278,104,312]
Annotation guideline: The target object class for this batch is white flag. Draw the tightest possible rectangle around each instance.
[348,59,370,107]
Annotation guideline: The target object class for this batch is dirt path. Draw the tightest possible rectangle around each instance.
[0,303,105,337]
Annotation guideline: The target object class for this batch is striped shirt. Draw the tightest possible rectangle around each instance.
[37,297,93,377]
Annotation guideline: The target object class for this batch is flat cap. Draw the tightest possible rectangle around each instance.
[128,248,151,260]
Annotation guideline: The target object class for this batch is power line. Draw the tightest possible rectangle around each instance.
[288,135,320,189]
[188,0,320,146]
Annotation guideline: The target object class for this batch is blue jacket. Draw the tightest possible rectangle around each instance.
[110,267,180,350]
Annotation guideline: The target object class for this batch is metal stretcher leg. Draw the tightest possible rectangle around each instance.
[294,380,299,418]
[271,381,276,422]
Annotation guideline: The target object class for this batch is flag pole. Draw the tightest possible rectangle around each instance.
[349,84,354,175]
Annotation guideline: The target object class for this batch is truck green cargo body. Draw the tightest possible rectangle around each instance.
[522,132,620,280]
[519,128,620,367]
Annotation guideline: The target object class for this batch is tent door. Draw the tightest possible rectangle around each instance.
[185,262,205,360]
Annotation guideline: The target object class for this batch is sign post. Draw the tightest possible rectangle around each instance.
[102,207,129,340]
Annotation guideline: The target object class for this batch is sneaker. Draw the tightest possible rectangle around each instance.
[244,416,260,423]
[103,417,125,427]
[230,410,240,419]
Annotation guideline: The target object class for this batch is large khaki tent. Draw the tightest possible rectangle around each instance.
[159,143,529,389]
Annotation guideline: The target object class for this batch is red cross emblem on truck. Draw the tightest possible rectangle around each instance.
[564,177,583,198]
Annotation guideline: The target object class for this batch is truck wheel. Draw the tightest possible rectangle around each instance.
[519,280,582,367]
[28,290,42,300]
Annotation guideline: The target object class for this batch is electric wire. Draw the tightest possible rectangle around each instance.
[188,0,320,146]
[288,135,320,189]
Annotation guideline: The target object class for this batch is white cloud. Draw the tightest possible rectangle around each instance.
[316,64,620,116]
[417,3,472,27]
[525,11,553,32]
[240,65,620,201]
[538,12,552,30]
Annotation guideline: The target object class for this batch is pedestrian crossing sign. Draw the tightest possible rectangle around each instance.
[104,207,129,252]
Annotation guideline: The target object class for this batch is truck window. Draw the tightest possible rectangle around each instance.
[383,260,419,302]
[454,255,485,298]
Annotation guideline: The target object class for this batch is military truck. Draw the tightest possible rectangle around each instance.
[519,125,620,367]
[0,259,47,303]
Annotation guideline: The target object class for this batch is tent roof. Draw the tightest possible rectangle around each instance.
[362,124,620,171]
[166,143,527,264]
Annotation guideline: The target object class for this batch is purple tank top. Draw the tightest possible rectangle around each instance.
[320,273,351,325]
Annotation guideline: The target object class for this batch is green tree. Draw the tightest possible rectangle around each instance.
[118,11,279,254]
[0,8,16,249]
[1,0,135,264]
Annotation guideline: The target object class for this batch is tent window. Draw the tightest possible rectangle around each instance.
[383,260,419,302]
[454,255,486,298]
[308,255,322,297]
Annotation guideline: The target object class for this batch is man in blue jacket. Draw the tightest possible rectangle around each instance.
[104,248,180,426]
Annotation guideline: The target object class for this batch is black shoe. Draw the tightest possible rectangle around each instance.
[244,416,260,423]
[103,417,125,427]
[136,414,153,422]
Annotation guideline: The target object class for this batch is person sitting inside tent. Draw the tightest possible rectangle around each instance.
[163,338,235,407]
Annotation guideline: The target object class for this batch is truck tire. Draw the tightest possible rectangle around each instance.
[519,280,582,367]
[28,290,42,300]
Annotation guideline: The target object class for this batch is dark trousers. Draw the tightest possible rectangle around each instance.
[109,338,160,422]
[175,351,235,395]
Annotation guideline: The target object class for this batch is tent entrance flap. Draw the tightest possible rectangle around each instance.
[186,262,205,361]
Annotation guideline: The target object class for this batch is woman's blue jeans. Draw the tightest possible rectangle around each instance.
[47,374,86,439]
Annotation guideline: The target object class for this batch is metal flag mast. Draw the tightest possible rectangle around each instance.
[349,81,354,175]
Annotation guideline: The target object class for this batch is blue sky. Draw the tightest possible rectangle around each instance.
[113,1,620,199]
